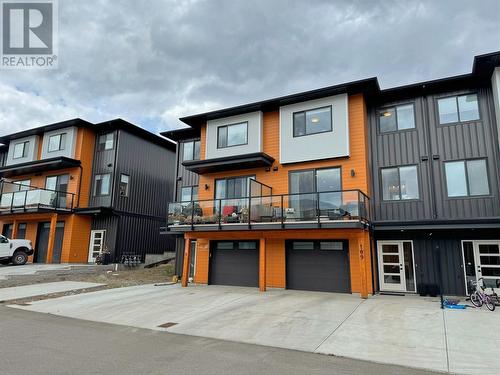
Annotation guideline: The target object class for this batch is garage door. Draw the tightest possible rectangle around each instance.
[209,241,259,287]
[286,240,350,293]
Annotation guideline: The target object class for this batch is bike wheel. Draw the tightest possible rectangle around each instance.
[485,296,496,312]
[470,292,483,307]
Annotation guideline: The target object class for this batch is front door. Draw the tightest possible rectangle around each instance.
[463,241,500,294]
[188,240,197,280]
[377,241,416,292]
[88,230,105,263]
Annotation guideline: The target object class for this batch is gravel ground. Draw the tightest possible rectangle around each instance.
[0,263,176,304]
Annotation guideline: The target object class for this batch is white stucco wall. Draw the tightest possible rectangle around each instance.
[5,135,38,166]
[491,67,500,149]
[40,126,78,159]
[279,93,349,164]
[205,111,262,159]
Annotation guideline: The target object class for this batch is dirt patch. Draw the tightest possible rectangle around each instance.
[0,264,176,304]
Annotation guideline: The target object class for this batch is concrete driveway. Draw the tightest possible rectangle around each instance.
[9,284,500,374]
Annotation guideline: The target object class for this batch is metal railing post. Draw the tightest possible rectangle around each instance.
[218,199,222,229]
[248,195,251,229]
[10,191,14,213]
[190,200,195,230]
[281,195,284,229]
[23,190,27,212]
[317,192,321,227]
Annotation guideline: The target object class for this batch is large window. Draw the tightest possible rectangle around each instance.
[180,186,198,202]
[13,141,29,159]
[45,174,69,207]
[14,180,31,191]
[48,133,66,152]
[94,174,111,196]
[215,176,255,199]
[98,133,114,151]
[378,104,415,133]
[437,94,480,124]
[444,159,489,197]
[182,140,201,161]
[381,165,419,201]
[293,106,332,137]
[217,122,247,148]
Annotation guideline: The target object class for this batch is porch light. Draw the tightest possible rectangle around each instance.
[311,117,320,123]
[383,111,392,117]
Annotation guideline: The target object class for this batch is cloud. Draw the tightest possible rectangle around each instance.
[0,0,499,136]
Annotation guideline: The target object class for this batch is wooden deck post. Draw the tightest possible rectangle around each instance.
[46,214,58,263]
[259,238,266,292]
[181,237,191,287]
[359,235,369,299]
[11,219,18,238]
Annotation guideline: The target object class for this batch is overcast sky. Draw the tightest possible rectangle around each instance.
[1,0,499,137]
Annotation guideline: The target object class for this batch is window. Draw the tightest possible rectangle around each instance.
[437,94,480,124]
[444,159,489,197]
[215,176,255,199]
[13,141,29,159]
[292,241,314,250]
[45,175,69,192]
[182,140,201,161]
[320,241,344,251]
[378,104,415,132]
[381,165,419,200]
[48,133,66,152]
[94,174,111,196]
[217,122,248,148]
[289,167,341,194]
[98,133,114,151]
[14,180,31,191]
[17,223,27,239]
[180,186,198,202]
[293,106,332,137]
[119,174,130,197]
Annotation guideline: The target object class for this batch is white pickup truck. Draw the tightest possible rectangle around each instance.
[0,235,34,266]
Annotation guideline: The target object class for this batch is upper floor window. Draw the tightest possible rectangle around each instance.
[217,122,247,148]
[180,186,198,202]
[437,94,479,124]
[14,180,31,191]
[45,174,69,193]
[48,133,66,152]
[381,165,419,201]
[444,159,489,197]
[119,174,130,197]
[378,104,415,133]
[289,167,341,194]
[94,174,111,196]
[98,133,114,151]
[182,140,201,161]
[215,176,255,199]
[13,141,29,159]
[293,106,332,137]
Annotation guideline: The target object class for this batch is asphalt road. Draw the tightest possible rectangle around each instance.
[0,306,438,375]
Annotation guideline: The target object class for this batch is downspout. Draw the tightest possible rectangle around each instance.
[110,129,119,208]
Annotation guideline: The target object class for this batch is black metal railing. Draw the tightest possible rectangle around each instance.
[0,180,76,213]
[167,189,370,229]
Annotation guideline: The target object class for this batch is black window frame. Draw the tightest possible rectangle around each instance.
[13,141,29,159]
[47,133,66,153]
[292,105,333,138]
[182,139,201,161]
[217,122,248,149]
[119,174,130,197]
[377,103,416,134]
[93,173,111,196]
[214,175,256,199]
[98,133,114,151]
[288,166,342,194]
[180,185,199,202]
[437,93,480,125]
[443,158,490,198]
[380,165,420,202]
[215,240,258,250]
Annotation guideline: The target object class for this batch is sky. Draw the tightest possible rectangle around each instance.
[0,0,499,137]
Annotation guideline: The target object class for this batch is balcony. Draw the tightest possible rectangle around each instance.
[167,189,370,232]
[0,180,77,214]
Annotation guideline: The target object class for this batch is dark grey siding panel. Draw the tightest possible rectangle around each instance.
[375,229,500,296]
[91,215,119,257]
[427,88,500,220]
[115,214,176,262]
[176,141,199,201]
[0,151,6,167]
[114,130,176,217]
[89,130,117,208]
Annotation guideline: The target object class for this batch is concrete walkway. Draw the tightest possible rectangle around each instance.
[9,284,500,374]
[0,281,104,302]
[0,264,96,280]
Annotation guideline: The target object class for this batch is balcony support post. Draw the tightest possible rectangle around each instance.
[259,238,266,292]
[46,213,58,264]
[181,237,191,287]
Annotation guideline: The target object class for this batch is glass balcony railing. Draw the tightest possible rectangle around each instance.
[167,189,370,229]
[0,180,76,212]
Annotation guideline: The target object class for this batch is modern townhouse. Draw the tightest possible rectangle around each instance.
[0,118,176,264]
[164,51,500,298]
[368,51,500,296]
[164,80,375,298]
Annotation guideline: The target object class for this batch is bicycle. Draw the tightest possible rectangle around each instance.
[469,278,496,311]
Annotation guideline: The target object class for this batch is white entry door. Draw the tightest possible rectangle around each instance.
[88,230,105,263]
[377,241,416,292]
[463,241,500,294]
